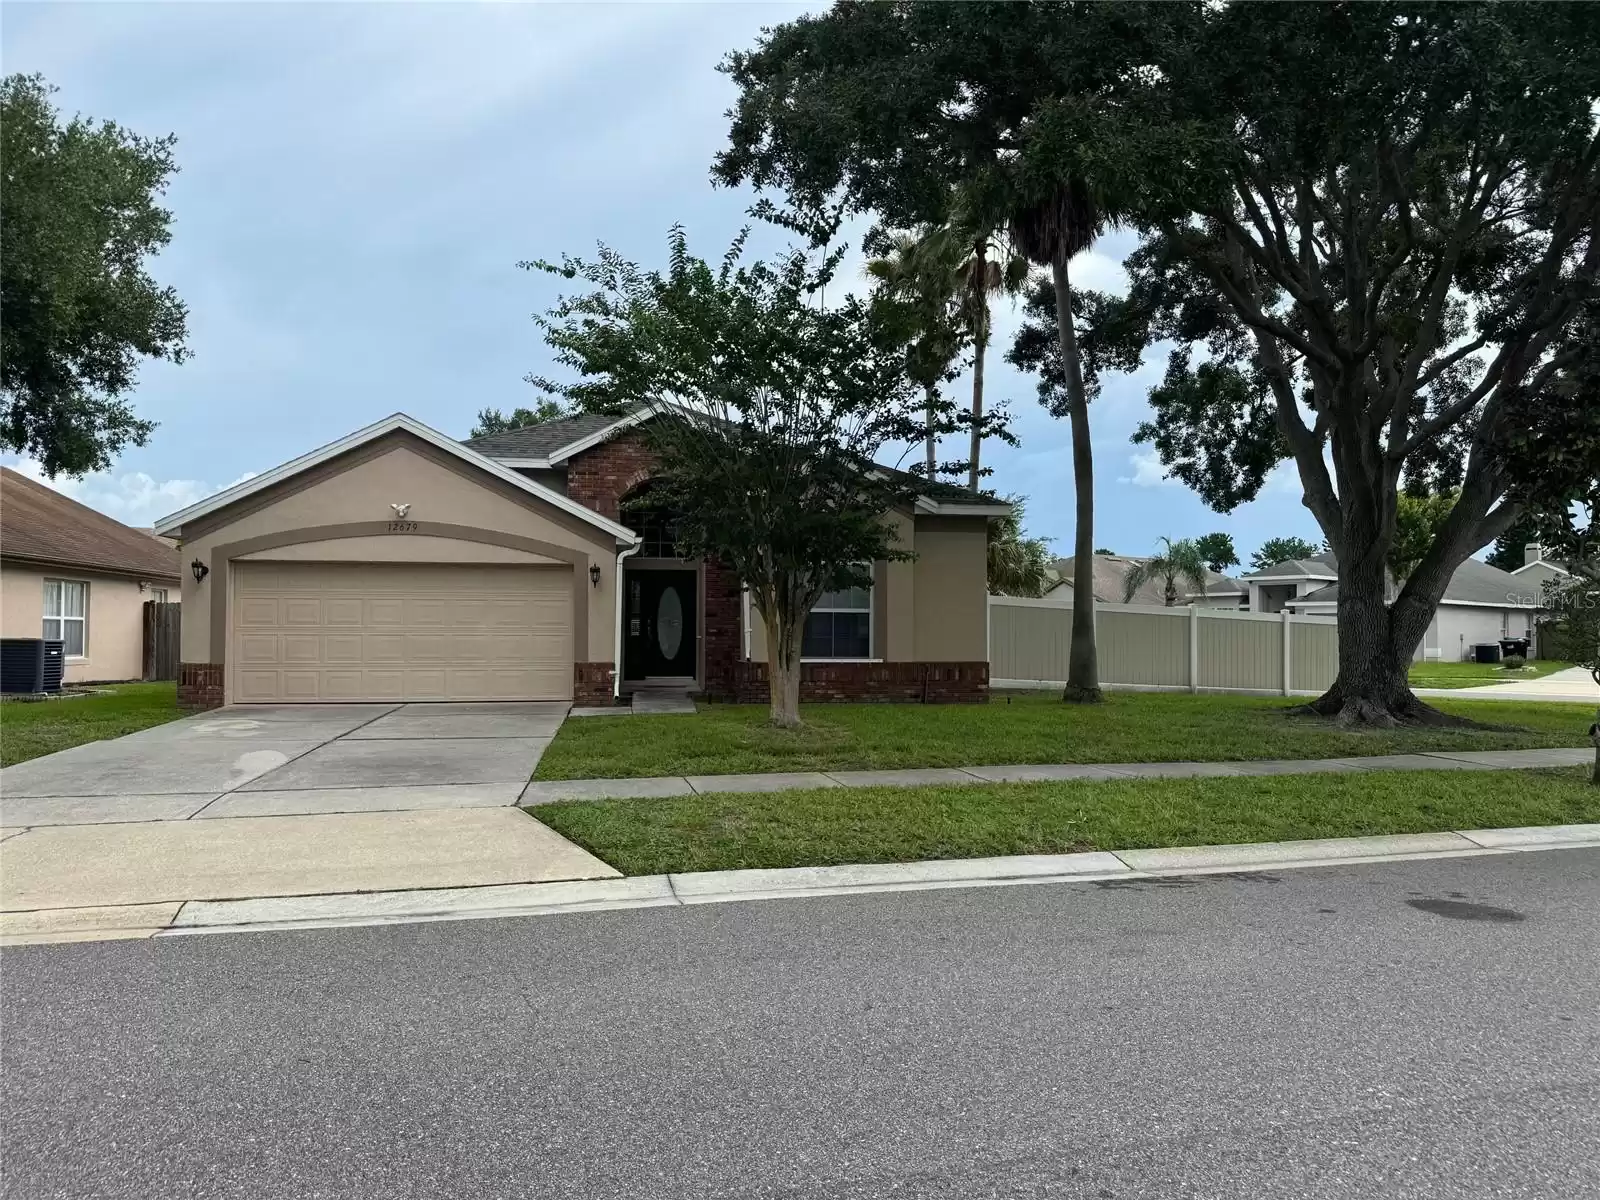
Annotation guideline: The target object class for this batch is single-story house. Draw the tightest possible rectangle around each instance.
[1044,554,1246,608]
[153,412,1007,709]
[1262,553,1540,661]
[0,467,181,683]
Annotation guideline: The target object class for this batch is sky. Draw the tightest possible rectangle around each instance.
[2,0,1324,569]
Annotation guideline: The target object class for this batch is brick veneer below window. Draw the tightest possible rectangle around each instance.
[712,661,989,704]
[573,661,615,706]
[178,662,225,709]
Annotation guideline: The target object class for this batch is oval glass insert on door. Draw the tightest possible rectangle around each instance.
[656,585,683,660]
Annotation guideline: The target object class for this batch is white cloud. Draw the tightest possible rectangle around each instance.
[4,457,255,528]
[1118,448,1178,488]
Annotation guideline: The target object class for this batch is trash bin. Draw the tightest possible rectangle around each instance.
[1498,638,1530,659]
[1474,642,1503,664]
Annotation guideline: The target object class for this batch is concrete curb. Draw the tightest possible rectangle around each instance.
[3,823,1588,945]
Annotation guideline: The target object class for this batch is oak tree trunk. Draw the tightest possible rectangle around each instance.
[766,612,804,729]
[1051,254,1102,703]
[1297,545,1466,727]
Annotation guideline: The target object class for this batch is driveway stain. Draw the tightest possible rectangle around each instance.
[1406,897,1525,922]
[230,749,291,781]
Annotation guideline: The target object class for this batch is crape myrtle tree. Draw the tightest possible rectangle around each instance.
[0,74,188,477]
[1126,2,1600,726]
[715,0,1199,702]
[526,227,943,729]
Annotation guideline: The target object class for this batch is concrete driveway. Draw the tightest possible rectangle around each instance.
[1414,664,1600,704]
[0,702,569,828]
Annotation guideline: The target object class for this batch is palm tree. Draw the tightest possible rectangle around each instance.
[864,231,962,478]
[1122,537,1210,607]
[922,223,1030,492]
[1009,180,1105,701]
[987,495,1053,597]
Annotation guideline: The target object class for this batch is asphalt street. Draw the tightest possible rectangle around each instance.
[3,850,1598,1199]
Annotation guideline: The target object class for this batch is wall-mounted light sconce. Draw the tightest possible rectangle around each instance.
[589,563,602,589]
[191,559,210,584]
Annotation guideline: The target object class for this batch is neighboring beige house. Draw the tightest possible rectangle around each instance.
[1045,554,1247,609]
[153,412,1005,709]
[0,467,181,683]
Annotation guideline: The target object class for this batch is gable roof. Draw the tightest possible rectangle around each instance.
[1050,554,1243,605]
[460,411,622,461]
[465,406,1014,516]
[1,468,181,581]
[1240,552,1339,581]
[152,413,640,543]
[1293,556,1538,609]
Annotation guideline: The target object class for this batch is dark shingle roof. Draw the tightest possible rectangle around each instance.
[0,468,182,580]
[461,412,621,459]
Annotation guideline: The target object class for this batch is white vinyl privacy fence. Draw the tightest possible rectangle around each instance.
[989,596,1340,696]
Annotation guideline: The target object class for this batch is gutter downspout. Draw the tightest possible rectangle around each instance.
[614,540,642,700]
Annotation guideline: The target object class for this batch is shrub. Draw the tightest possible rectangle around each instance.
[1502,654,1528,670]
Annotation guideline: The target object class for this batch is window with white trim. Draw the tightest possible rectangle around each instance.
[149,587,169,604]
[802,579,872,659]
[43,579,88,657]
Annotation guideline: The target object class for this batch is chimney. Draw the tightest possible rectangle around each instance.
[1524,542,1543,566]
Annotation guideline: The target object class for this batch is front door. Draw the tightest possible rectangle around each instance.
[624,569,697,680]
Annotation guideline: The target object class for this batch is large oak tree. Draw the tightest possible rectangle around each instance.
[1127,2,1599,725]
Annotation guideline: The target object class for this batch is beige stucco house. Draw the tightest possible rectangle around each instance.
[153,413,1004,708]
[1,467,181,683]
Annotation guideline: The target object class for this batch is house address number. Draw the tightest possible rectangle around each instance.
[386,521,419,532]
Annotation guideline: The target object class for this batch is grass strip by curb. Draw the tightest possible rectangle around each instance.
[534,691,1596,781]
[532,766,1600,876]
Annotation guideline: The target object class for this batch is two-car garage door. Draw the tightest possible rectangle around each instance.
[232,562,572,703]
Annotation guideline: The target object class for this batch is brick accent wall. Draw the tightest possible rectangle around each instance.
[573,661,615,706]
[566,431,658,522]
[178,662,225,709]
[713,661,989,704]
[701,559,742,697]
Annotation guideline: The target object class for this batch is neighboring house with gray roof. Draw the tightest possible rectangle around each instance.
[1271,554,1539,661]
[1045,554,1246,608]
[1508,543,1570,599]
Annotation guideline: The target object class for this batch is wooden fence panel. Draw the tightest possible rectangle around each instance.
[143,601,181,681]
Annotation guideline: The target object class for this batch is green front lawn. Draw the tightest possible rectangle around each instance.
[534,691,1594,780]
[0,682,183,767]
[533,766,1600,875]
[1408,660,1573,689]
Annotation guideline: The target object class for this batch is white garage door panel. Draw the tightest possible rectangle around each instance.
[231,562,573,702]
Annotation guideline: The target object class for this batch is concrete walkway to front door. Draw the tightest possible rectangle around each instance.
[0,701,570,826]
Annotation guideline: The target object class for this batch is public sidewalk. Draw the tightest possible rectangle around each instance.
[520,745,1597,803]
